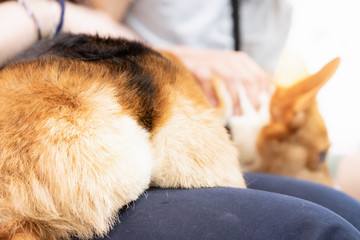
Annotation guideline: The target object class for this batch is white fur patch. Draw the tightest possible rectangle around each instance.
[150,95,246,188]
[229,85,271,170]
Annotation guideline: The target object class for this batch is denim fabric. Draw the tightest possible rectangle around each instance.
[90,173,360,240]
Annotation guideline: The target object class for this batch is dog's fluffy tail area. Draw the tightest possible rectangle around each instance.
[0,71,152,239]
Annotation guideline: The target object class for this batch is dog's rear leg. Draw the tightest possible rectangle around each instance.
[150,96,246,189]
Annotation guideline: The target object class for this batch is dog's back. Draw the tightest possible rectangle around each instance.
[0,34,245,239]
[0,37,159,239]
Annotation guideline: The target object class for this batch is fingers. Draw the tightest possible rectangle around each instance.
[234,52,269,111]
[163,47,269,116]
[212,51,267,115]
[211,66,242,115]
[192,66,219,107]
[226,79,242,115]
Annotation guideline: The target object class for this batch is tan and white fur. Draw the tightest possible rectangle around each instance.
[0,34,245,240]
[215,51,340,186]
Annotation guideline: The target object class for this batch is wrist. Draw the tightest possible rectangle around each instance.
[19,0,64,39]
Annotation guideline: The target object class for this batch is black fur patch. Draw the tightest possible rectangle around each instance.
[11,33,161,62]
[6,34,169,131]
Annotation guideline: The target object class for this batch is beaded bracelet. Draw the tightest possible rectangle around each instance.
[18,0,65,40]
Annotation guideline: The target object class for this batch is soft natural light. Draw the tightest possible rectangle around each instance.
[286,0,360,157]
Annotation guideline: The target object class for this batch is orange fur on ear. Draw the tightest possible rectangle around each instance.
[271,57,340,126]
[253,57,340,186]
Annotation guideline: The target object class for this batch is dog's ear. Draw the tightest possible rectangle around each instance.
[270,57,340,127]
[256,54,336,186]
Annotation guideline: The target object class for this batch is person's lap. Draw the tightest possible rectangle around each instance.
[244,172,360,231]
[90,173,360,240]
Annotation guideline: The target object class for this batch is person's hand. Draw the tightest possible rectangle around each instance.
[165,46,270,115]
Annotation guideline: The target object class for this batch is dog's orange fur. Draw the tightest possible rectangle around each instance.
[0,47,245,239]
[215,56,339,186]
[256,58,339,186]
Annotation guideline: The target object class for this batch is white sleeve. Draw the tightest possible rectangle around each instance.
[241,0,293,72]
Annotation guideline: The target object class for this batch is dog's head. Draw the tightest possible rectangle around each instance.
[218,52,340,186]
[256,56,340,186]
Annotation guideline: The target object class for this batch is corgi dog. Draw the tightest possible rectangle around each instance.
[0,34,245,240]
[215,51,340,186]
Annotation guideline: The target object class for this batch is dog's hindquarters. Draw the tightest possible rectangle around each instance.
[0,59,153,239]
[150,94,246,189]
[149,51,246,189]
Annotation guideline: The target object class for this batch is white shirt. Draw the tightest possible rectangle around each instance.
[124,0,292,72]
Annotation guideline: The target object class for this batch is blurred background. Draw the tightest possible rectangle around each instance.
[286,0,360,199]
[287,0,360,157]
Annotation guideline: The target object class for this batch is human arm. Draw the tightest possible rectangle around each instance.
[0,1,57,64]
[0,0,139,65]
[62,0,139,39]
[79,0,270,115]
[85,0,131,22]
[0,0,268,115]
